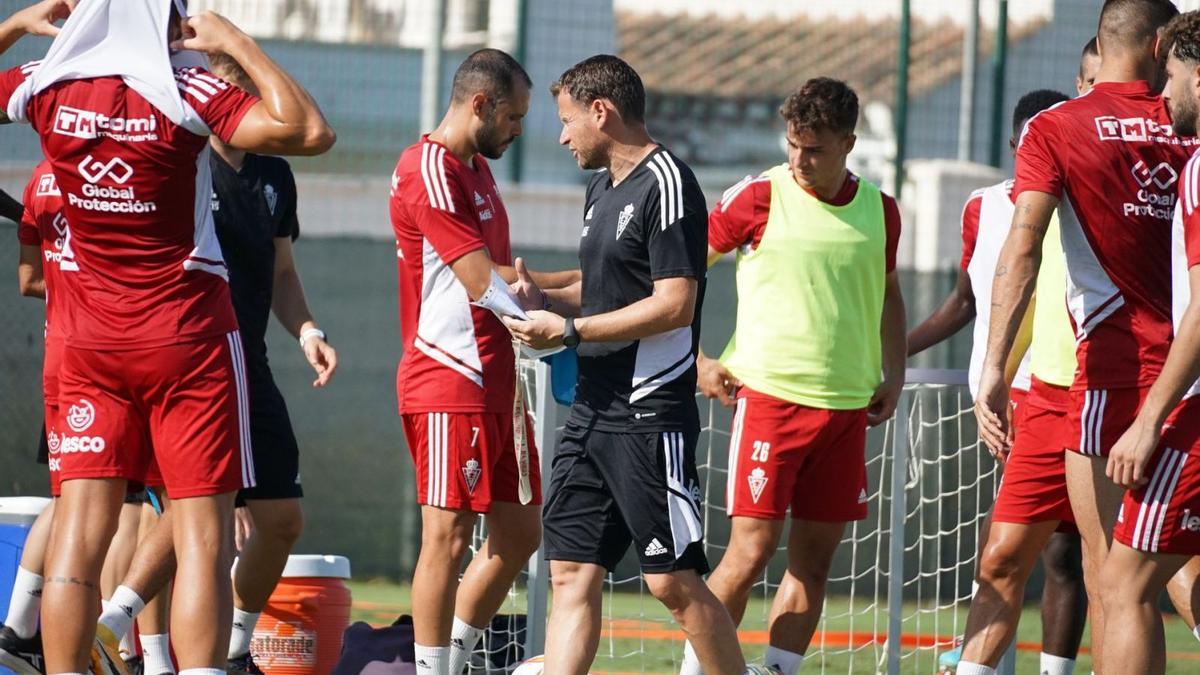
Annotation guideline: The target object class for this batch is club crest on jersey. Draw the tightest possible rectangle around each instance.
[462,458,482,494]
[66,399,96,433]
[474,191,486,206]
[858,488,869,504]
[616,203,635,239]
[264,184,278,215]
[748,467,768,504]
[36,172,60,197]
[585,204,595,220]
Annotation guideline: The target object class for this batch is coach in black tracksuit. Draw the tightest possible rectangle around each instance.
[503,55,752,674]
[207,54,338,675]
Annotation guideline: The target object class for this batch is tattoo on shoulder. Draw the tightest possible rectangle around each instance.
[46,575,97,590]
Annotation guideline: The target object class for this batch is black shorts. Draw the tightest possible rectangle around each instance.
[236,372,303,505]
[542,423,708,574]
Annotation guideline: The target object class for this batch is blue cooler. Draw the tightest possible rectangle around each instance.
[0,497,51,623]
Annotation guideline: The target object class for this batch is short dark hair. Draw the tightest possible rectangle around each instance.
[450,49,532,104]
[1098,0,1179,54]
[1165,11,1200,65]
[1012,89,1069,136]
[208,53,251,90]
[779,77,859,136]
[550,55,646,124]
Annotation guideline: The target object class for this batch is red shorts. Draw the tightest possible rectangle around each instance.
[994,378,1075,526]
[402,411,542,513]
[725,386,868,521]
[1067,386,1150,457]
[54,332,252,498]
[1114,397,1200,555]
[43,338,64,496]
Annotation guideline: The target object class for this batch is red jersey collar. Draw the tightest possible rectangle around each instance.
[1089,80,1154,97]
[800,171,859,206]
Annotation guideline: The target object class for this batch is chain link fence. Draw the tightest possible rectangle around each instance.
[0,0,1162,578]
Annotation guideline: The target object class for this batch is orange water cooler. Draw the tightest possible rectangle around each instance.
[252,555,352,675]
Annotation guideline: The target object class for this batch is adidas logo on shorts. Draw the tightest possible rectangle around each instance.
[858,488,869,504]
[644,538,668,557]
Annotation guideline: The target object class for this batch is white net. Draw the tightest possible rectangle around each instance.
[463,365,998,675]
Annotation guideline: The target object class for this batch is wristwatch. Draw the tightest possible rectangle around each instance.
[562,317,580,348]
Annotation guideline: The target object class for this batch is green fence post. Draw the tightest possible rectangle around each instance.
[989,0,1009,167]
[894,0,911,201]
[510,0,530,184]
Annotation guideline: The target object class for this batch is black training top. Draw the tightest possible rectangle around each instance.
[569,145,708,433]
[210,151,299,375]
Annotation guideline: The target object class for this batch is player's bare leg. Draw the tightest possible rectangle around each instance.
[448,501,540,667]
[543,561,605,674]
[1064,452,1123,671]
[100,504,141,600]
[135,497,174,675]
[41,477,125,673]
[960,520,1058,665]
[1097,542,1190,674]
[412,506,476,649]
[169,493,236,670]
[702,517,786,624]
[1038,531,1087,663]
[766,519,846,663]
[645,570,745,674]
[1166,555,1200,635]
[235,498,304,611]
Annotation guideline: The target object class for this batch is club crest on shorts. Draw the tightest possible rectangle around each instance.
[66,399,96,433]
[616,203,635,239]
[462,458,482,494]
[748,467,768,504]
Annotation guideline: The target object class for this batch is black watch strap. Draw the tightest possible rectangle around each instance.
[562,317,580,347]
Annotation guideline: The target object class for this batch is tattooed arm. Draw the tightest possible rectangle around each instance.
[974,191,1058,453]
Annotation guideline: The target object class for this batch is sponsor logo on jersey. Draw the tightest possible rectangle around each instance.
[66,399,96,433]
[1182,509,1200,532]
[748,467,768,504]
[53,105,159,142]
[36,172,60,197]
[1124,161,1178,221]
[616,203,635,239]
[1094,115,1177,143]
[462,458,482,494]
[644,538,668,557]
[265,184,278,215]
[71,156,157,214]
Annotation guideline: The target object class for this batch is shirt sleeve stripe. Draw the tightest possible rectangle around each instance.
[176,83,210,103]
[183,76,220,96]
[653,154,678,227]
[191,72,229,90]
[646,162,669,231]
[419,143,444,210]
[435,146,456,213]
[720,175,769,213]
[1187,152,1200,216]
[662,152,685,221]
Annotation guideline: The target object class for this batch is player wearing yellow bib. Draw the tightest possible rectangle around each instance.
[680,78,906,675]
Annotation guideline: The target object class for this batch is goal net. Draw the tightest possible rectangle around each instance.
[465,364,998,675]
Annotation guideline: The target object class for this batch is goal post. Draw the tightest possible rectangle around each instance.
[488,365,1009,674]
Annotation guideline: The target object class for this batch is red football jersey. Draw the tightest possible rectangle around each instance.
[1014,80,1199,390]
[708,171,901,271]
[0,63,258,349]
[389,136,515,414]
[17,159,68,342]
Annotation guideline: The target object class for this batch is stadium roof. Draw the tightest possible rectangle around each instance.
[617,11,1049,105]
